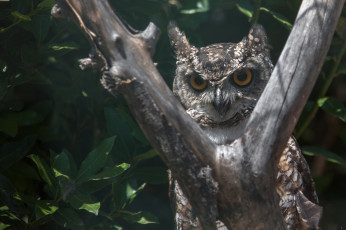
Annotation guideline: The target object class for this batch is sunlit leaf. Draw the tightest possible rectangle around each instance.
[260,7,292,30]
[35,200,59,218]
[317,97,346,122]
[126,183,146,206]
[181,0,210,14]
[46,42,79,57]
[302,146,346,166]
[116,210,158,224]
[13,193,58,218]
[68,193,100,215]
[90,163,130,180]
[0,136,36,172]
[76,136,116,181]
[53,151,72,179]
[235,0,253,18]
[29,154,59,195]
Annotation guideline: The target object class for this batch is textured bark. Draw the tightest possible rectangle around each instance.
[51,0,344,229]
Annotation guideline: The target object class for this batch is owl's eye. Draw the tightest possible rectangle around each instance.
[189,74,207,91]
[232,69,253,87]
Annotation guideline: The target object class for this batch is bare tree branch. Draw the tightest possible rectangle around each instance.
[51,0,344,229]
[247,0,344,180]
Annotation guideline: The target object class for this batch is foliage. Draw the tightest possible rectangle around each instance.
[0,0,345,229]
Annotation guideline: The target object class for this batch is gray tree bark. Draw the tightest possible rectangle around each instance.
[51,0,344,229]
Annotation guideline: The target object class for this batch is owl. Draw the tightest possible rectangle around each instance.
[168,23,322,229]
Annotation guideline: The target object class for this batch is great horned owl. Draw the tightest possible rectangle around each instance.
[168,23,322,229]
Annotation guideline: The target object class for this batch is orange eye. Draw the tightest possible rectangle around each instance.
[232,69,253,86]
[189,74,207,91]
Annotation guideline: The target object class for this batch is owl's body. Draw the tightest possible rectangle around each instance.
[168,23,322,229]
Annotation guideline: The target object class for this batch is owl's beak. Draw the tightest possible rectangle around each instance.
[213,88,230,118]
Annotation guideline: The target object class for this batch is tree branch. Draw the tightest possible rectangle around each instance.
[51,0,344,229]
[245,0,344,178]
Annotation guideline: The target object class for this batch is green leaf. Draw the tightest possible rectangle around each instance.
[337,62,346,74]
[68,193,100,215]
[76,136,116,180]
[133,150,157,163]
[104,108,134,161]
[112,182,127,209]
[53,150,73,179]
[336,16,346,41]
[13,193,58,217]
[0,118,17,137]
[11,11,31,21]
[116,210,158,224]
[131,167,168,184]
[2,161,41,192]
[35,200,59,217]
[260,7,292,30]
[302,146,346,166]
[77,178,115,194]
[21,43,40,63]
[29,154,59,195]
[126,183,146,206]
[31,14,51,42]
[2,109,44,127]
[317,97,346,122]
[113,181,144,209]
[181,0,210,14]
[0,136,36,172]
[53,208,84,230]
[37,0,55,9]
[0,223,10,230]
[90,163,130,180]
[235,0,253,18]
[46,42,79,57]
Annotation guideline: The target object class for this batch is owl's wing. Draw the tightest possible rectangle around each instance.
[276,136,323,230]
[170,136,322,230]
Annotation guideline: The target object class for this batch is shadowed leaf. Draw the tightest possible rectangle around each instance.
[317,97,346,122]
[302,146,346,166]
[0,136,36,172]
[76,136,116,181]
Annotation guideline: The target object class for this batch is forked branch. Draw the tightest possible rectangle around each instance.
[51,0,344,229]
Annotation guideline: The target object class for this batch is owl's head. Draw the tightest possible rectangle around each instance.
[169,23,273,143]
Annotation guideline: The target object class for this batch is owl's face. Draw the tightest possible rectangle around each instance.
[169,24,273,144]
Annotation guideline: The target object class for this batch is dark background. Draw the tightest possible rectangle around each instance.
[0,0,345,229]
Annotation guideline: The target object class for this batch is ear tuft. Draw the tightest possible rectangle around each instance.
[247,24,270,54]
[168,21,192,58]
